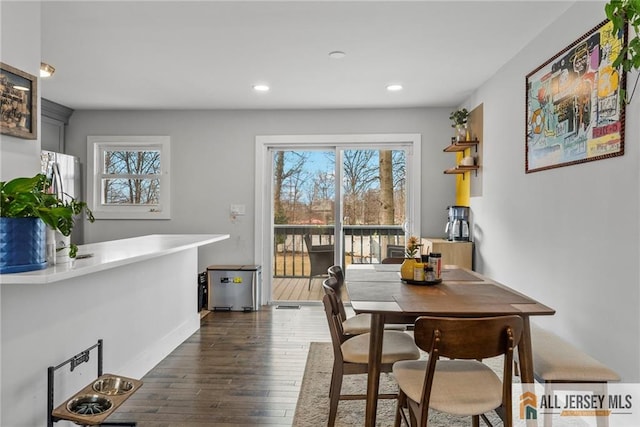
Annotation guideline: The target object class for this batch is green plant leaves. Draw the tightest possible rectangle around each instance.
[1,173,94,241]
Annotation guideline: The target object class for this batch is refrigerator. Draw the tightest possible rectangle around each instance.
[40,150,84,245]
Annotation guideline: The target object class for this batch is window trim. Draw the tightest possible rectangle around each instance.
[87,135,171,220]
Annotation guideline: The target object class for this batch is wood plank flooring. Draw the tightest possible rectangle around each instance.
[108,305,331,426]
[272,277,349,302]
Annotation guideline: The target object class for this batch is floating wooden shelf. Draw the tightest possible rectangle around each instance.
[444,138,480,178]
[443,139,480,152]
[443,165,480,177]
[443,165,479,174]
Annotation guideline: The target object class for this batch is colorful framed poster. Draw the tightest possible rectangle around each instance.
[525,20,626,173]
[0,62,38,140]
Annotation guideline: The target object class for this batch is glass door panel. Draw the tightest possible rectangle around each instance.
[341,149,407,265]
[272,150,336,301]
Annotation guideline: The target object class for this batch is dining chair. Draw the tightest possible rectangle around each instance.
[325,268,405,335]
[322,292,421,427]
[304,234,334,290]
[386,244,406,258]
[392,315,523,427]
[381,257,405,264]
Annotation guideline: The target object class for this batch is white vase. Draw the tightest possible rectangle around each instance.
[47,228,72,264]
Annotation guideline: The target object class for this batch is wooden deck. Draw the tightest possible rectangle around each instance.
[272,277,349,302]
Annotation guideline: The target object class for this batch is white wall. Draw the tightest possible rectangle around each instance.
[64,108,456,271]
[0,1,42,180]
[0,2,42,423]
[465,1,640,381]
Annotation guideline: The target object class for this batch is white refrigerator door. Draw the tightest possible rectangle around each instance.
[40,151,84,243]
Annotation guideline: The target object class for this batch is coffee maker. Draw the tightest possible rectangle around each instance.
[445,205,470,241]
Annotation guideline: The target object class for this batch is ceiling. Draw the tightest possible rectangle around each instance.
[40,1,576,111]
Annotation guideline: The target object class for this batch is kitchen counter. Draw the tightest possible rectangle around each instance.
[0,234,229,284]
[1,233,229,427]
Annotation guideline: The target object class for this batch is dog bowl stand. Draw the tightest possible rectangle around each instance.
[48,339,142,426]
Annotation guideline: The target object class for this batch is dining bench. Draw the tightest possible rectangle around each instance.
[527,324,620,427]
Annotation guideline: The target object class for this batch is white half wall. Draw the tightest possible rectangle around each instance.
[464,1,640,381]
[1,248,200,427]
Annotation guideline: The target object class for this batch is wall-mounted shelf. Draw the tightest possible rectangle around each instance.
[443,138,480,179]
[443,139,480,152]
[444,165,480,175]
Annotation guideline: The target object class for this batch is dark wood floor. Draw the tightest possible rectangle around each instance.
[109,305,331,426]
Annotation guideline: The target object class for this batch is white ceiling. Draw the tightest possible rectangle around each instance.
[40,1,577,110]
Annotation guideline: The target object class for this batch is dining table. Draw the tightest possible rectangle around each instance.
[345,263,556,427]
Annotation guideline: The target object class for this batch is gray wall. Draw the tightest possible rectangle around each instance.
[465,1,640,381]
[65,108,456,271]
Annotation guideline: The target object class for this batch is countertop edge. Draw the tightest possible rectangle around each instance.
[1,234,230,285]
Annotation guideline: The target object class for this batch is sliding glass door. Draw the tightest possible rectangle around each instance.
[255,134,421,304]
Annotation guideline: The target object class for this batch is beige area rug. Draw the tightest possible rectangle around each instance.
[293,342,507,427]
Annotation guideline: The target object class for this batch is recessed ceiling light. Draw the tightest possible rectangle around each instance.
[328,51,346,59]
[40,62,55,78]
[253,84,270,92]
[386,84,403,91]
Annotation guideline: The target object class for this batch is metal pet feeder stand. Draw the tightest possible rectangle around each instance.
[48,339,143,427]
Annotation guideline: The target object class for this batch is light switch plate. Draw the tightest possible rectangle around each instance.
[230,204,246,215]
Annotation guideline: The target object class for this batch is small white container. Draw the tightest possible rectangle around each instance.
[413,262,425,281]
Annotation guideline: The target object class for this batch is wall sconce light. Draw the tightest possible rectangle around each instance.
[40,62,55,78]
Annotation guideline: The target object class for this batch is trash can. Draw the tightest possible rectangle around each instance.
[207,265,261,312]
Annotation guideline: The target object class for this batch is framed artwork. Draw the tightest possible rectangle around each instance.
[525,20,626,173]
[0,62,38,140]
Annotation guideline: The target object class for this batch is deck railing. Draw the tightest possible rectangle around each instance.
[273,224,405,278]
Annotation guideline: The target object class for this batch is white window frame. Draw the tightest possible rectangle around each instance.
[87,135,171,220]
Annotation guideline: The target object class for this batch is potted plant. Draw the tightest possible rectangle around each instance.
[449,108,470,141]
[0,173,94,273]
[605,0,640,103]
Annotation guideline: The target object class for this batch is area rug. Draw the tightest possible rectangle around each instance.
[292,342,506,427]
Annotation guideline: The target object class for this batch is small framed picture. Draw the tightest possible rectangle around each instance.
[1,62,38,140]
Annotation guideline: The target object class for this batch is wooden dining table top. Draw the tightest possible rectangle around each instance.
[346,263,555,318]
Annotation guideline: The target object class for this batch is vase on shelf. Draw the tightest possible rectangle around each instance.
[400,258,418,280]
[455,124,470,142]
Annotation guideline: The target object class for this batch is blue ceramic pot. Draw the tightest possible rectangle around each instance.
[0,217,47,274]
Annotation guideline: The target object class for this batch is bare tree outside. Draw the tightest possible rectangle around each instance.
[379,150,394,225]
[342,150,378,225]
[103,149,161,205]
[272,148,407,278]
[273,151,308,224]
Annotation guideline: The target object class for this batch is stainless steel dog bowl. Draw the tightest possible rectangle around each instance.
[66,394,113,415]
[92,377,134,396]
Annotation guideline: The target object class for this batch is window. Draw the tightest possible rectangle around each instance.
[87,136,171,219]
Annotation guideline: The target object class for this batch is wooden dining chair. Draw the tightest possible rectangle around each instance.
[322,292,421,426]
[325,268,405,335]
[392,315,523,427]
